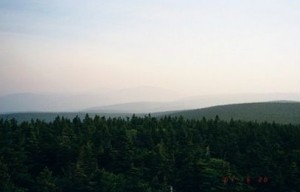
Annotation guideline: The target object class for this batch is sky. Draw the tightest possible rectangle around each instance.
[0,0,299,97]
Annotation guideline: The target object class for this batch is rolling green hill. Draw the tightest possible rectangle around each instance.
[1,101,300,124]
[167,102,300,124]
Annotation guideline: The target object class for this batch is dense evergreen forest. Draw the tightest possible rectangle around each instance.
[0,115,300,192]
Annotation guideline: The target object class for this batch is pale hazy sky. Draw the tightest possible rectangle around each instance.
[0,0,299,96]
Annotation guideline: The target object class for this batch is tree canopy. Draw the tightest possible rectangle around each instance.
[0,115,299,191]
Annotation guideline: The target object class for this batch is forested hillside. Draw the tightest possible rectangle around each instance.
[170,102,300,124]
[2,102,300,125]
[1,115,300,191]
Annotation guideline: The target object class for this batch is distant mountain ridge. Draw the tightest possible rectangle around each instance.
[1,89,300,114]
[1,101,300,125]
[0,86,184,113]
[83,101,187,113]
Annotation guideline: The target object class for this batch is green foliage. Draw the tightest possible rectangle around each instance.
[0,115,300,191]
[36,167,56,192]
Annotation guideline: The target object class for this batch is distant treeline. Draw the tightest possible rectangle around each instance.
[0,115,300,192]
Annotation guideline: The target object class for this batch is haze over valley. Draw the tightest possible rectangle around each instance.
[1,0,299,108]
[0,0,299,124]
[1,87,300,114]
